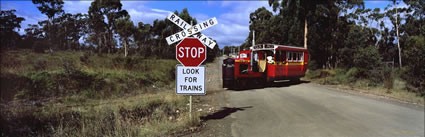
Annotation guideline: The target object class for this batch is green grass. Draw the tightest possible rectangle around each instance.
[304,68,424,105]
[0,49,201,136]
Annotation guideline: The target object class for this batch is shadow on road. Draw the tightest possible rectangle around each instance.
[200,106,253,121]
[227,80,310,91]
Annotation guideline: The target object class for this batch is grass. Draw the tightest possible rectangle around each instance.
[1,91,200,136]
[304,68,424,105]
[0,49,201,136]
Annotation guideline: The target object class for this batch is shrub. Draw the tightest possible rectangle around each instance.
[32,40,50,53]
[383,66,394,92]
[345,67,359,83]
[79,52,91,65]
[402,36,425,96]
[353,46,383,84]
[1,73,30,101]
[15,71,56,100]
[33,57,48,71]
[61,59,79,75]
[308,60,320,70]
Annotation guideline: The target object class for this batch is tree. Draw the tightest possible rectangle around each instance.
[32,0,64,50]
[116,15,136,57]
[135,21,153,57]
[32,0,64,19]
[268,0,329,49]
[393,0,402,68]
[244,7,273,49]
[402,36,425,95]
[88,0,128,54]
[21,24,44,49]
[386,3,407,68]
[0,10,25,48]
[50,13,88,50]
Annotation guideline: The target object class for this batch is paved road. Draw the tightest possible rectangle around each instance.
[227,83,424,137]
[200,57,424,137]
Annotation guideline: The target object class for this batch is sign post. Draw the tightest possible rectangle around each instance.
[166,13,218,119]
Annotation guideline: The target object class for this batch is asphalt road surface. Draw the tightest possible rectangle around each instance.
[196,57,425,137]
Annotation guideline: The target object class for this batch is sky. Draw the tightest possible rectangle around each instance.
[1,0,404,49]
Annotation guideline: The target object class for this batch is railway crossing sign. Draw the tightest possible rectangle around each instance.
[166,13,218,49]
[176,38,206,67]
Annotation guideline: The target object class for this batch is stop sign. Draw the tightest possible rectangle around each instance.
[176,38,207,67]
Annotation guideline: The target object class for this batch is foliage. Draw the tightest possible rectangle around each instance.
[401,36,425,95]
[115,15,136,57]
[33,57,48,71]
[88,0,128,54]
[353,46,383,83]
[0,10,25,48]
[0,50,178,101]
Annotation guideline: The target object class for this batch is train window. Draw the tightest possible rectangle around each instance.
[292,52,296,61]
[298,53,303,62]
[275,51,280,61]
[240,53,248,58]
[287,52,291,62]
[275,50,284,62]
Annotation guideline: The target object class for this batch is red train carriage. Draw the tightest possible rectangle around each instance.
[222,44,309,89]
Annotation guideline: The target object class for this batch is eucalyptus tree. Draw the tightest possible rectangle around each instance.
[135,21,153,57]
[0,10,25,48]
[385,2,407,68]
[116,15,136,57]
[32,0,64,49]
[268,0,332,49]
[244,7,273,49]
[88,0,128,54]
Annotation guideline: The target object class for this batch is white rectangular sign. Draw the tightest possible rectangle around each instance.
[176,65,205,95]
[166,17,218,46]
[166,13,217,49]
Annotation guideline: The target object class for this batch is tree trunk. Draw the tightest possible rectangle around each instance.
[98,36,102,54]
[124,39,128,57]
[103,34,109,54]
[304,17,308,49]
[395,2,402,68]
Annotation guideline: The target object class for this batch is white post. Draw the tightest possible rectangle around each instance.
[252,30,255,47]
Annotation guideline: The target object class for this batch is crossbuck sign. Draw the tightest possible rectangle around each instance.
[166,13,218,49]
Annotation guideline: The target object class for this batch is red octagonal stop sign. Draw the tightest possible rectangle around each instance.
[176,38,207,67]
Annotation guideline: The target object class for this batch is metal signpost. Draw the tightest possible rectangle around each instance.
[165,13,218,118]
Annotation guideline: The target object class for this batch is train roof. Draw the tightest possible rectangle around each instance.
[250,44,307,52]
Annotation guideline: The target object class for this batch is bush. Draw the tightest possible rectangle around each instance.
[32,40,50,53]
[308,60,320,70]
[79,52,92,65]
[383,67,394,91]
[353,46,383,84]
[402,36,425,96]
[1,73,30,101]
[345,67,359,83]
[62,59,79,75]
[15,71,56,100]
[33,57,48,71]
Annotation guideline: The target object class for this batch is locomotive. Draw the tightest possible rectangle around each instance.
[222,44,309,89]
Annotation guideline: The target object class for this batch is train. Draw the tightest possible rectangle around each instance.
[222,44,309,89]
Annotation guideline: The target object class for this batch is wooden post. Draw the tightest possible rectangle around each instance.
[189,95,192,119]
